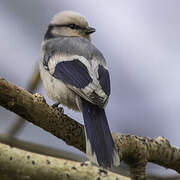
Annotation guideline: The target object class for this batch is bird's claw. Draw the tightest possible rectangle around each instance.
[57,107,64,114]
[52,103,64,114]
[52,102,60,108]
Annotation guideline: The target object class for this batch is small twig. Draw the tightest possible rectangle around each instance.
[6,64,40,136]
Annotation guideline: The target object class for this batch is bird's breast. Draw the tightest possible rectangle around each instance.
[39,62,80,111]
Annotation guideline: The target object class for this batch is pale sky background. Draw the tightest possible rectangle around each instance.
[0,0,180,176]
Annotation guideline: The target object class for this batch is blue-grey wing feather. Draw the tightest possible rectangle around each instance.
[98,65,110,96]
[53,59,93,89]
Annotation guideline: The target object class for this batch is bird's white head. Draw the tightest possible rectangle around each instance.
[44,11,95,41]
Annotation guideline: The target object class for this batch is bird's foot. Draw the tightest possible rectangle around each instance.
[52,102,60,108]
[52,103,64,114]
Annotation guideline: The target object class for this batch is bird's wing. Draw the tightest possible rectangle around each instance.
[42,37,110,108]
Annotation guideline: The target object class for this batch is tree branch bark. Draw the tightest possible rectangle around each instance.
[0,77,180,179]
[0,77,86,152]
[0,134,85,162]
[0,142,129,180]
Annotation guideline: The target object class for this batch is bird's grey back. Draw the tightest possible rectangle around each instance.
[43,37,106,64]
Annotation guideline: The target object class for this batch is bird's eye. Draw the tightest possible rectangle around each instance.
[69,24,80,29]
[69,24,76,29]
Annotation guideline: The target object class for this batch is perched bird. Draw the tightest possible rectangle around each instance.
[40,11,120,168]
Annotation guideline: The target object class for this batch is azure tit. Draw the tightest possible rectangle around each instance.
[40,11,120,168]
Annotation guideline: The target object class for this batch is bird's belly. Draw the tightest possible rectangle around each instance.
[40,66,80,111]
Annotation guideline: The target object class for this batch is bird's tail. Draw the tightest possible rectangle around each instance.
[81,99,120,168]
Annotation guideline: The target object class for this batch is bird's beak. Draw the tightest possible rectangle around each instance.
[85,27,96,34]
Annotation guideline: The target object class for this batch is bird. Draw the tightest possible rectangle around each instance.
[39,10,120,168]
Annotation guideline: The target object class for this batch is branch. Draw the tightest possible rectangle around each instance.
[0,77,86,152]
[0,142,129,180]
[0,77,180,179]
[0,134,85,162]
[113,134,180,179]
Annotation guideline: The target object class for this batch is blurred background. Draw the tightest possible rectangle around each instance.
[1,0,180,177]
